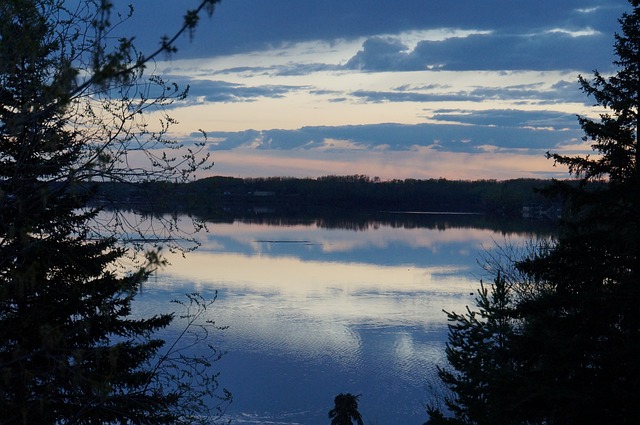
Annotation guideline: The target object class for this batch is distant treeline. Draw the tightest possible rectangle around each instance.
[94,175,563,220]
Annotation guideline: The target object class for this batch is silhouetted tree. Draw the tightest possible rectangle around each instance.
[0,1,227,423]
[328,393,364,425]
[431,2,640,423]
[425,274,522,425]
[512,1,640,423]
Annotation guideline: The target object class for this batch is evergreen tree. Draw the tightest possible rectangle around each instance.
[425,274,522,425]
[0,1,226,423]
[430,1,640,423]
[512,0,640,422]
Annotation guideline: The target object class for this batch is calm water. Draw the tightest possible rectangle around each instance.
[134,214,552,424]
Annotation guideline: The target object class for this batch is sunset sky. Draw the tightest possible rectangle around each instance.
[124,0,629,180]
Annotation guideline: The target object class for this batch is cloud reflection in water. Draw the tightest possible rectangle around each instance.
[137,219,542,424]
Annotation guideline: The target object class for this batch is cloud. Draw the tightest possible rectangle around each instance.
[197,115,583,155]
[177,79,305,103]
[315,138,369,151]
[347,79,586,105]
[350,90,484,104]
[125,1,625,55]
[468,80,587,104]
[345,30,616,72]
[123,0,626,181]
[430,109,578,130]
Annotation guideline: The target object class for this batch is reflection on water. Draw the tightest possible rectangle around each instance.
[136,214,554,424]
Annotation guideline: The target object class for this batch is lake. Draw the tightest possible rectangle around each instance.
[134,213,554,424]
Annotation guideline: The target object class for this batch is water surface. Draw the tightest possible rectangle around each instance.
[137,214,552,424]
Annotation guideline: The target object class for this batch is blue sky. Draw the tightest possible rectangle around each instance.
[122,0,629,180]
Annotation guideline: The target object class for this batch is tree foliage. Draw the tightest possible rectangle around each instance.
[0,0,228,423]
[513,2,640,422]
[430,1,640,423]
[426,274,521,425]
[132,175,556,218]
[328,393,364,425]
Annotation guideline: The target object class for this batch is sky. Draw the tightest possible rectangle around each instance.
[121,0,630,181]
